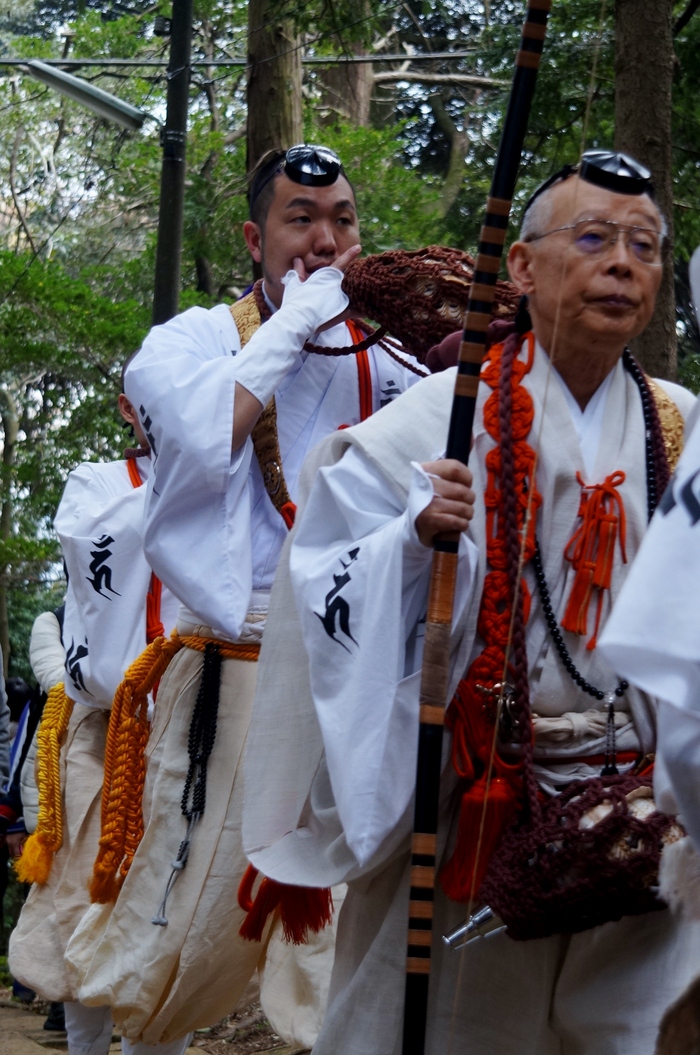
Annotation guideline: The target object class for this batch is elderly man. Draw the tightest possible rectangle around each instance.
[242,151,700,1054]
[67,144,420,1049]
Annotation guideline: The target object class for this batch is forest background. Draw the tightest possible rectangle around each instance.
[0,0,699,679]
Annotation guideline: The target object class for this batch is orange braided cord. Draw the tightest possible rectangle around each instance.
[177,636,260,662]
[442,333,541,902]
[90,632,260,903]
[447,333,541,775]
[15,684,74,885]
[90,635,183,903]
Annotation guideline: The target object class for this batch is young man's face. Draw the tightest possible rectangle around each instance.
[243,173,360,308]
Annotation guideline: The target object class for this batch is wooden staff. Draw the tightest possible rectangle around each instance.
[401,3,552,1053]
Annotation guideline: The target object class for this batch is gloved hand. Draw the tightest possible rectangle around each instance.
[234,267,349,408]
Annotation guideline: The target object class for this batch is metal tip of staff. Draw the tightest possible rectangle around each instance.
[442,905,506,949]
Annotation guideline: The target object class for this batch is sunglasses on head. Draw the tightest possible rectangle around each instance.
[249,144,344,209]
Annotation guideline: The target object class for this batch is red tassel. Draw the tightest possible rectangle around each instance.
[561,564,594,636]
[441,776,519,903]
[280,501,297,530]
[238,866,333,945]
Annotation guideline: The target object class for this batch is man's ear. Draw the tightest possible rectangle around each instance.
[118,393,139,429]
[243,220,263,264]
[507,241,537,295]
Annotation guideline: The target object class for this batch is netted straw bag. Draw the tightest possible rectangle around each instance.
[305,245,521,365]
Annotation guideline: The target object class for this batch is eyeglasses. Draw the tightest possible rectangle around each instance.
[526,219,664,266]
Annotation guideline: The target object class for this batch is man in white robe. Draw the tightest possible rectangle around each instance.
[601,244,700,856]
[600,245,700,1052]
[67,144,420,1048]
[242,153,700,1054]
[9,394,179,1055]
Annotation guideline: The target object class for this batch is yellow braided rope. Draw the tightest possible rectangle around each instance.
[15,684,74,885]
[90,634,183,903]
[89,630,260,904]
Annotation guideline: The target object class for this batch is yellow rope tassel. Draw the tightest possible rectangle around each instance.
[15,684,74,885]
[89,631,260,904]
[90,634,183,904]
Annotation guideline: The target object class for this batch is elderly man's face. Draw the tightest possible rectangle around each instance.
[508,177,664,352]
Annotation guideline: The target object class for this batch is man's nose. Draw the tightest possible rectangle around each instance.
[604,234,634,275]
[312,220,338,258]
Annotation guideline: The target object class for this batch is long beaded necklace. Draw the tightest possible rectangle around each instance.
[530,350,659,775]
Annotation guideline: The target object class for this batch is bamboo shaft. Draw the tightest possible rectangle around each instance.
[401,4,552,1054]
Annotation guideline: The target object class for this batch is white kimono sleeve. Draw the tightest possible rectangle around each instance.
[599,404,700,850]
[29,612,65,694]
[56,464,151,707]
[125,271,349,639]
[125,304,252,638]
[289,446,478,867]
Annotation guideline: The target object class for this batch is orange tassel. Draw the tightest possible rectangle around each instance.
[238,865,333,945]
[561,565,595,636]
[440,775,519,903]
[561,471,627,648]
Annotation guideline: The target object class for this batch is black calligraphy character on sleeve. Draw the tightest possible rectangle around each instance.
[139,405,158,458]
[87,535,121,598]
[66,637,91,695]
[315,548,360,653]
[660,468,700,525]
[380,380,401,408]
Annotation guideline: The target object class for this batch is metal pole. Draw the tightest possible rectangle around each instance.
[152,0,193,326]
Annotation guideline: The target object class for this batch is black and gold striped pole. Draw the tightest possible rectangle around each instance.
[402,4,552,1053]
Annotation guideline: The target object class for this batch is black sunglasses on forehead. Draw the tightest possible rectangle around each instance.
[249,144,344,210]
[522,150,656,219]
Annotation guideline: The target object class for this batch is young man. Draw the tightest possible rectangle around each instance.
[9,394,179,1055]
[68,144,420,1047]
[242,151,700,1054]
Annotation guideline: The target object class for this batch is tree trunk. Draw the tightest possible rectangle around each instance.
[318,44,373,127]
[246,0,303,173]
[429,92,471,219]
[615,0,676,379]
[0,388,19,677]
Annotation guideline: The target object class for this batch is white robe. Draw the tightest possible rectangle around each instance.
[9,456,178,1002]
[600,399,700,853]
[125,303,420,639]
[68,293,421,1044]
[56,457,179,707]
[243,344,700,1055]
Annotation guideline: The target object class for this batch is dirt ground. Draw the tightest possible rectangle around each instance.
[0,990,309,1055]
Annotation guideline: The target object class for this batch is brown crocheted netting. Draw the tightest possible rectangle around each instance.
[478,774,684,942]
[339,245,521,363]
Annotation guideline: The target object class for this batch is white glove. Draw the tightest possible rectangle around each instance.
[233,267,349,408]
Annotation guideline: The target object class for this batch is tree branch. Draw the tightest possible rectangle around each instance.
[674,0,700,34]
[9,129,37,255]
[373,70,507,88]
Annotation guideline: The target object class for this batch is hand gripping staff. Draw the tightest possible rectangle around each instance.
[401,3,552,1053]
